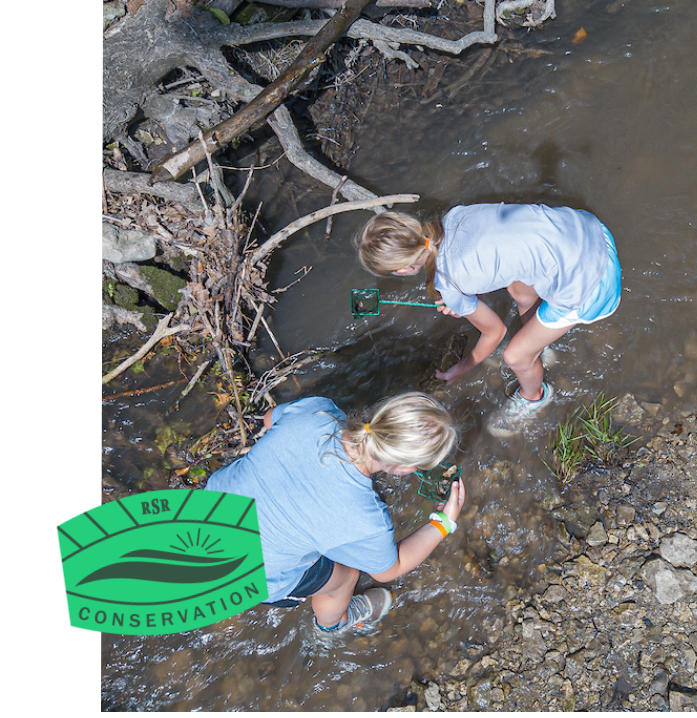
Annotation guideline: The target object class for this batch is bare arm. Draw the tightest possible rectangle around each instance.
[438,300,507,377]
[263,408,274,430]
[368,479,465,583]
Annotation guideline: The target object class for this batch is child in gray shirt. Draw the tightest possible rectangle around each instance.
[356,203,622,436]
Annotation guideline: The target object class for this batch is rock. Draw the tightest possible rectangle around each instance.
[673,380,691,398]
[640,401,662,416]
[563,555,609,586]
[586,521,608,547]
[103,222,157,264]
[468,672,496,711]
[660,533,697,567]
[641,557,697,604]
[669,686,697,711]
[561,679,575,711]
[650,669,669,695]
[614,393,645,424]
[521,620,547,664]
[615,504,636,526]
[104,1,126,30]
[552,504,603,539]
[423,682,443,711]
[542,585,567,604]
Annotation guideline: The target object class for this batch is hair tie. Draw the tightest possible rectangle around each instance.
[364,423,371,434]
[424,237,431,251]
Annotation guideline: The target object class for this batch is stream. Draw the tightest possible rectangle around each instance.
[102,0,697,710]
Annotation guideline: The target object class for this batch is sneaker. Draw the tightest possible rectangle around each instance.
[487,382,555,438]
[314,588,393,635]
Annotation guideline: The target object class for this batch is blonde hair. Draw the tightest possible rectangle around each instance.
[354,211,444,298]
[343,392,457,471]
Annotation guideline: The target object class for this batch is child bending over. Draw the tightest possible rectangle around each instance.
[356,203,622,436]
[205,392,464,634]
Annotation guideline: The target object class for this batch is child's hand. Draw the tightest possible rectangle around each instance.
[437,478,465,523]
[435,300,462,318]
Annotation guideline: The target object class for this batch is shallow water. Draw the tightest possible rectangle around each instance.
[102,0,697,710]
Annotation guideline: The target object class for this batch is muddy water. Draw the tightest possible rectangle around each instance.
[102,0,697,710]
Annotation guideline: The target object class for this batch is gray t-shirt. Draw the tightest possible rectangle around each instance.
[205,397,397,602]
[434,204,609,316]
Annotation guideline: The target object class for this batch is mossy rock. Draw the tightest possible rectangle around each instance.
[161,252,189,273]
[139,265,187,312]
[113,283,140,310]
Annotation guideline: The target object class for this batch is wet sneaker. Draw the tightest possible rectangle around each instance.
[314,588,393,635]
[487,382,555,438]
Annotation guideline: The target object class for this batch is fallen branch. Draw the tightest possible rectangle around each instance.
[103,168,203,211]
[102,313,190,384]
[151,0,373,183]
[250,193,420,265]
[102,378,186,402]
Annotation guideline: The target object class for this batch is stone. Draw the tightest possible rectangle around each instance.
[641,557,697,605]
[104,1,126,30]
[616,504,635,526]
[542,585,568,604]
[640,401,662,416]
[614,393,645,424]
[586,521,608,547]
[660,533,697,567]
[103,222,157,264]
[423,682,443,711]
[669,687,697,711]
[650,669,669,695]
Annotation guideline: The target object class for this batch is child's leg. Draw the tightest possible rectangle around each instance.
[507,282,542,325]
[310,563,360,628]
[502,315,574,401]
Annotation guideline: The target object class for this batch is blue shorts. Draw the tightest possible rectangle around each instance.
[537,224,622,329]
[262,555,335,608]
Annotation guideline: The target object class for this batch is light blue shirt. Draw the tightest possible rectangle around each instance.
[205,397,397,602]
[434,204,609,316]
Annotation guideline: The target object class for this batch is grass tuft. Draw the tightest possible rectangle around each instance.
[545,392,641,484]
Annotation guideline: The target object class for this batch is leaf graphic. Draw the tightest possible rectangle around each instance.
[77,555,247,585]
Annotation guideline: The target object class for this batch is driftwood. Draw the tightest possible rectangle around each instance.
[250,193,420,265]
[104,0,504,201]
[102,313,190,384]
[103,168,203,211]
[151,0,373,183]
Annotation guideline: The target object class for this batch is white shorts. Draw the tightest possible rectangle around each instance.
[537,224,622,329]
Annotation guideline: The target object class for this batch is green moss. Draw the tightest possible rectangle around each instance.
[113,283,140,310]
[139,265,187,312]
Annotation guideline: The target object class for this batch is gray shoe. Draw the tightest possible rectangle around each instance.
[487,382,555,438]
[315,588,393,634]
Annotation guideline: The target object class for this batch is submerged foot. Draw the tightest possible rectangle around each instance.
[487,382,555,438]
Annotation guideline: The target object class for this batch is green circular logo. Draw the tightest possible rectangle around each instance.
[58,490,267,634]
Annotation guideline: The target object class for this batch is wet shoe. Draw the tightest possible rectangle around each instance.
[314,588,393,634]
[487,382,555,438]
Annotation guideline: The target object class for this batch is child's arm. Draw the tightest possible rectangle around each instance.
[368,478,465,583]
[435,302,507,382]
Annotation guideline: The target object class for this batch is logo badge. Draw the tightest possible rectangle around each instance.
[58,490,267,634]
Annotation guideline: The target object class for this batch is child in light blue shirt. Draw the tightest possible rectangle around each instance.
[206,392,464,634]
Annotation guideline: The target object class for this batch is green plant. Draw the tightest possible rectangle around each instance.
[544,413,586,484]
[578,392,640,463]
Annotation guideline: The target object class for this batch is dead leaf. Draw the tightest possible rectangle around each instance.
[572,28,588,44]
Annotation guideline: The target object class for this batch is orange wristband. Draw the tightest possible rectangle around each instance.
[428,520,448,539]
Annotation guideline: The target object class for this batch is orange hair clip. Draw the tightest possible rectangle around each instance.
[364,423,371,434]
[424,237,431,250]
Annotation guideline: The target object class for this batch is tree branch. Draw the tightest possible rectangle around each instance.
[151,0,373,183]
[250,193,419,265]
